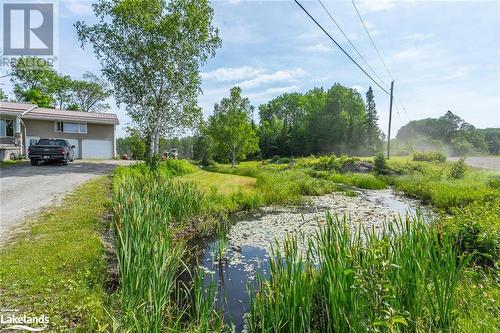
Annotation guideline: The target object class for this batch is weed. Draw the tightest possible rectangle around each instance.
[449,157,466,179]
[413,151,447,163]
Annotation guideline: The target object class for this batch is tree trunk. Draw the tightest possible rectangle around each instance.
[150,122,160,156]
[230,151,236,167]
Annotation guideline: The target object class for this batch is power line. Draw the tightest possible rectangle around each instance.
[294,0,390,95]
[317,0,390,90]
[351,0,394,81]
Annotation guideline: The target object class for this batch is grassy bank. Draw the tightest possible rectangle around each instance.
[0,177,111,331]
[181,170,256,194]
[110,158,499,331]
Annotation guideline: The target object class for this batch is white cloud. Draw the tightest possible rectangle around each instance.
[393,47,433,61]
[407,33,435,41]
[350,85,365,92]
[362,21,384,37]
[305,43,332,53]
[369,29,383,36]
[347,32,360,41]
[297,31,321,40]
[359,0,395,13]
[64,1,93,16]
[201,66,265,82]
[265,85,300,94]
[442,66,471,81]
[237,68,307,89]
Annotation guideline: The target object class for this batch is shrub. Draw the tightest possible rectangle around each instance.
[488,176,500,189]
[270,155,280,163]
[444,198,500,266]
[329,172,386,190]
[449,157,466,179]
[413,151,447,163]
[312,154,359,172]
[373,152,389,175]
[395,175,494,211]
[276,157,291,164]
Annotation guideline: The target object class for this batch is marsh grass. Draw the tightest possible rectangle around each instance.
[206,164,337,204]
[248,213,471,333]
[112,161,226,332]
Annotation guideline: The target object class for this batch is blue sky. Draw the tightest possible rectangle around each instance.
[1,0,499,138]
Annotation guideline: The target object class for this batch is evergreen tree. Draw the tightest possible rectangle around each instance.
[365,86,382,152]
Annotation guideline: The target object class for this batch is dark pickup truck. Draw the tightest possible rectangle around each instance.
[28,139,75,166]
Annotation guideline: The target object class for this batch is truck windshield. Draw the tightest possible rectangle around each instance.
[37,139,67,146]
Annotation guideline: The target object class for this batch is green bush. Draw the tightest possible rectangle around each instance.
[329,172,386,190]
[373,152,389,175]
[270,155,280,163]
[276,157,291,164]
[487,175,500,189]
[413,151,447,163]
[444,198,500,266]
[312,154,359,172]
[449,157,466,179]
[395,175,495,211]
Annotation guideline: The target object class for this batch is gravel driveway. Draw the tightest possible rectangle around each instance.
[448,156,500,171]
[0,160,133,245]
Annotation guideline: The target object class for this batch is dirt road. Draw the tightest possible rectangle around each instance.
[0,160,133,245]
[448,156,500,171]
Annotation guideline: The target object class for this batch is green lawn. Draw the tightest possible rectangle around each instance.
[0,159,29,168]
[181,169,256,194]
[0,177,111,331]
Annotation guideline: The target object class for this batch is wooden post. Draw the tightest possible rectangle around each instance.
[387,80,394,159]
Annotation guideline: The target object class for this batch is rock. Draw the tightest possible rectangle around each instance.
[341,161,373,173]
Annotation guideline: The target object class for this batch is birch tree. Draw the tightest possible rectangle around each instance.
[75,0,220,154]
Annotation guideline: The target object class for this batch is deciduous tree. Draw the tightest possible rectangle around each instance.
[76,0,221,155]
[70,72,112,112]
[206,87,259,166]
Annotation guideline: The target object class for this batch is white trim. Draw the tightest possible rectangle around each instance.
[21,105,37,116]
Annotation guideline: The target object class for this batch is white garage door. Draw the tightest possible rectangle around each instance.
[82,139,113,159]
[66,139,80,159]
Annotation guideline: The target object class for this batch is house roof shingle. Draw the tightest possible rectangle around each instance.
[0,102,119,125]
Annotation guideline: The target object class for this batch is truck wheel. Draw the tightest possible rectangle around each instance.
[30,159,38,166]
[62,155,69,166]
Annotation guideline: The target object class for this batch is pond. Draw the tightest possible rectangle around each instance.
[191,188,432,332]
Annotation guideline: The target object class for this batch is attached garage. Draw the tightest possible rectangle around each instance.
[0,102,119,160]
[82,139,114,159]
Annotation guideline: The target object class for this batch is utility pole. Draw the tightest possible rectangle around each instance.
[387,80,394,159]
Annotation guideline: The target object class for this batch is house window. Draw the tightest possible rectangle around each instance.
[0,119,14,137]
[55,121,87,134]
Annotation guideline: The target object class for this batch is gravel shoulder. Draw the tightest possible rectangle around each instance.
[448,156,500,171]
[0,160,133,245]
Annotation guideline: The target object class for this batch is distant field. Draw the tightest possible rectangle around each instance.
[181,170,256,194]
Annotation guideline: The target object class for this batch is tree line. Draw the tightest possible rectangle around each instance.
[191,84,384,165]
[2,57,111,112]
[394,110,500,155]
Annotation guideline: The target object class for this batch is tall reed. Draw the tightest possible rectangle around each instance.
[247,213,469,332]
[112,162,208,332]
